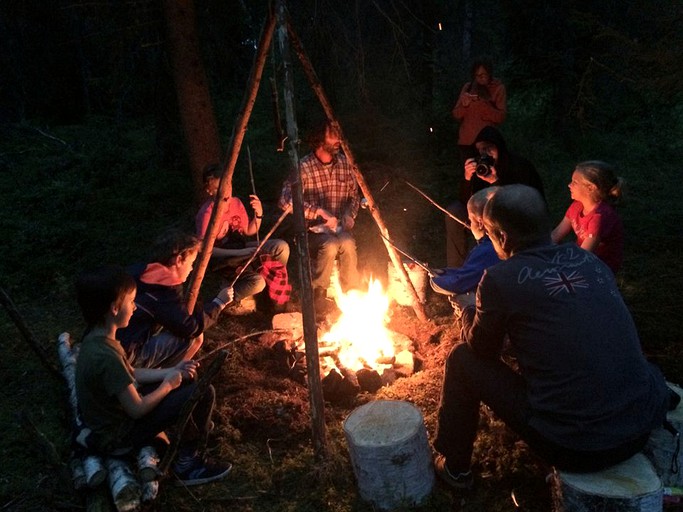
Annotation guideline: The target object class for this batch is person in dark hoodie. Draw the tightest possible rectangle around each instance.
[445,126,545,267]
[117,229,234,369]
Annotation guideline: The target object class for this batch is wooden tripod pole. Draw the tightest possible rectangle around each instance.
[185,10,276,311]
[286,20,428,322]
[276,0,328,459]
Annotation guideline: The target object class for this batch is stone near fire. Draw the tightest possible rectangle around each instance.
[272,312,303,340]
[357,368,383,393]
[343,400,434,510]
[393,350,414,378]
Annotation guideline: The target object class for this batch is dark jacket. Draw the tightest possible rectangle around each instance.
[117,263,223,357]
[471,126,545,197]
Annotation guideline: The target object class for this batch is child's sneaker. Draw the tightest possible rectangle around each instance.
[173,456,232,487]
[434,454,474,490]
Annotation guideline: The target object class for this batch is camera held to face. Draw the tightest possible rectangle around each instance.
[475,154,495,177]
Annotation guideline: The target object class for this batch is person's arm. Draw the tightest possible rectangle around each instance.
[117,370,183,419]
[460,270,507,359]
[134,360,199,384]
[551,217,573,243]
[243,194,263,236]
[452,83,474,119]
[482,82,507,124]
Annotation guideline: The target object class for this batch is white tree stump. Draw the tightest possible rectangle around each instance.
[551,453,663,512]
[106,457,141,512]
[643,383,683,487]
[343,400,434,510]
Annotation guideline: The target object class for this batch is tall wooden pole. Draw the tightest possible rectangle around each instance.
[185,9,276,311]
[276,0,328,460]
[286,20,428,322]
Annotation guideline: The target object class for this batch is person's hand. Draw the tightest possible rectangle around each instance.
[341,214,355,231]
[175,360,199,381]
[216,286,234,307]
[318,208,339,232]
[249,194,263,218]
[464,158,477,181]
[479,165,499,184]
[163,370,183,390]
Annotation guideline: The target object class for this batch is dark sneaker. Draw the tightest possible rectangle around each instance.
[434,454,473,490]
[174,457,232,487]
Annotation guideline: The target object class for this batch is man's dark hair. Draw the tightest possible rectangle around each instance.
[305,119,338,150]
[484,185,551,249]
[149,228,201,266]
[76,265,136,327]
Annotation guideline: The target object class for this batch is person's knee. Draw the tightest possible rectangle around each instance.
[338,236,357,253]
[272,239,290,262]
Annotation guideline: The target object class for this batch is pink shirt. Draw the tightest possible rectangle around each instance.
[195,197,249,240]
[565,200,624,273]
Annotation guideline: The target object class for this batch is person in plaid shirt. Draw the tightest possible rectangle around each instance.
[278,120,361,308]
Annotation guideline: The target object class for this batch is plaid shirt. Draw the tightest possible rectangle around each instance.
[278,152,360,227]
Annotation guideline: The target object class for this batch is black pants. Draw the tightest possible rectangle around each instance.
[434,343,649,473]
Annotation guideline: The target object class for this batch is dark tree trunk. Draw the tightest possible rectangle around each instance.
[162,0,221,202]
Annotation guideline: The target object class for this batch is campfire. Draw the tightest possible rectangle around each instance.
[273,275,418,402]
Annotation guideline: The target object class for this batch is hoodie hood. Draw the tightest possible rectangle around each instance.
[473,126,508,155]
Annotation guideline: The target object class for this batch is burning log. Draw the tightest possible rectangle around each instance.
[321,368,360,403]
[356,368,383,393]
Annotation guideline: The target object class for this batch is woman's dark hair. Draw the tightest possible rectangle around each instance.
[470,57,493,80]
[76,265,136,327]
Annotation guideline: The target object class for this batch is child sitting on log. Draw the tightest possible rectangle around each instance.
[74,265,232,486]
[551,160,625,274]
[117,228,234,369]
[429,187,500,311]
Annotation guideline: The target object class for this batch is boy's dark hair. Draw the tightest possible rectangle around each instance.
[149,228,201,266]
[76,265,136,327]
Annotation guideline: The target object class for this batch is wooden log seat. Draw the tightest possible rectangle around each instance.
[343,400,434,510]
[550,452,663,512]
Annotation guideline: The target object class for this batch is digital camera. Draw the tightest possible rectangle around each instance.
[475,154,495,177]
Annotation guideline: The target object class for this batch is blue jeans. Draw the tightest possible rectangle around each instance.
[308,231,359,291]
[434,343,648,473]
[213,238,290,302]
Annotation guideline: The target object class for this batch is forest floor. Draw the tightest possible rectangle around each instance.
[1,120,682,512]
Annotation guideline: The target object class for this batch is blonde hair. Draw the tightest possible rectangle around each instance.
[467,186,499,218]
[575,160,625,206]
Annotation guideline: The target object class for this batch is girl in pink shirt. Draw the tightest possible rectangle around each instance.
[552,161,625,274]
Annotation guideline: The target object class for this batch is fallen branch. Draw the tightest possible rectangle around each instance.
[0,286,62,381]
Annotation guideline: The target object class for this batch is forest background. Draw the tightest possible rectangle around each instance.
[1,0,682,511]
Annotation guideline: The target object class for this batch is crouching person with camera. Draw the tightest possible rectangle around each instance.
[445,126,545,267]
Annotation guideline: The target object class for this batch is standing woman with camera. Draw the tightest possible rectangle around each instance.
[446,126,545,267]
[453,58,507,170]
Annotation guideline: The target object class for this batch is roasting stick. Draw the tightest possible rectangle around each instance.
[227,205,291,289]
[404,179,471,229]
[246,144,260,244]
[378,233,436,276]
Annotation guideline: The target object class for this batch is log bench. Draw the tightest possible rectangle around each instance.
[550,452,663,512]
[58,332,161,511]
